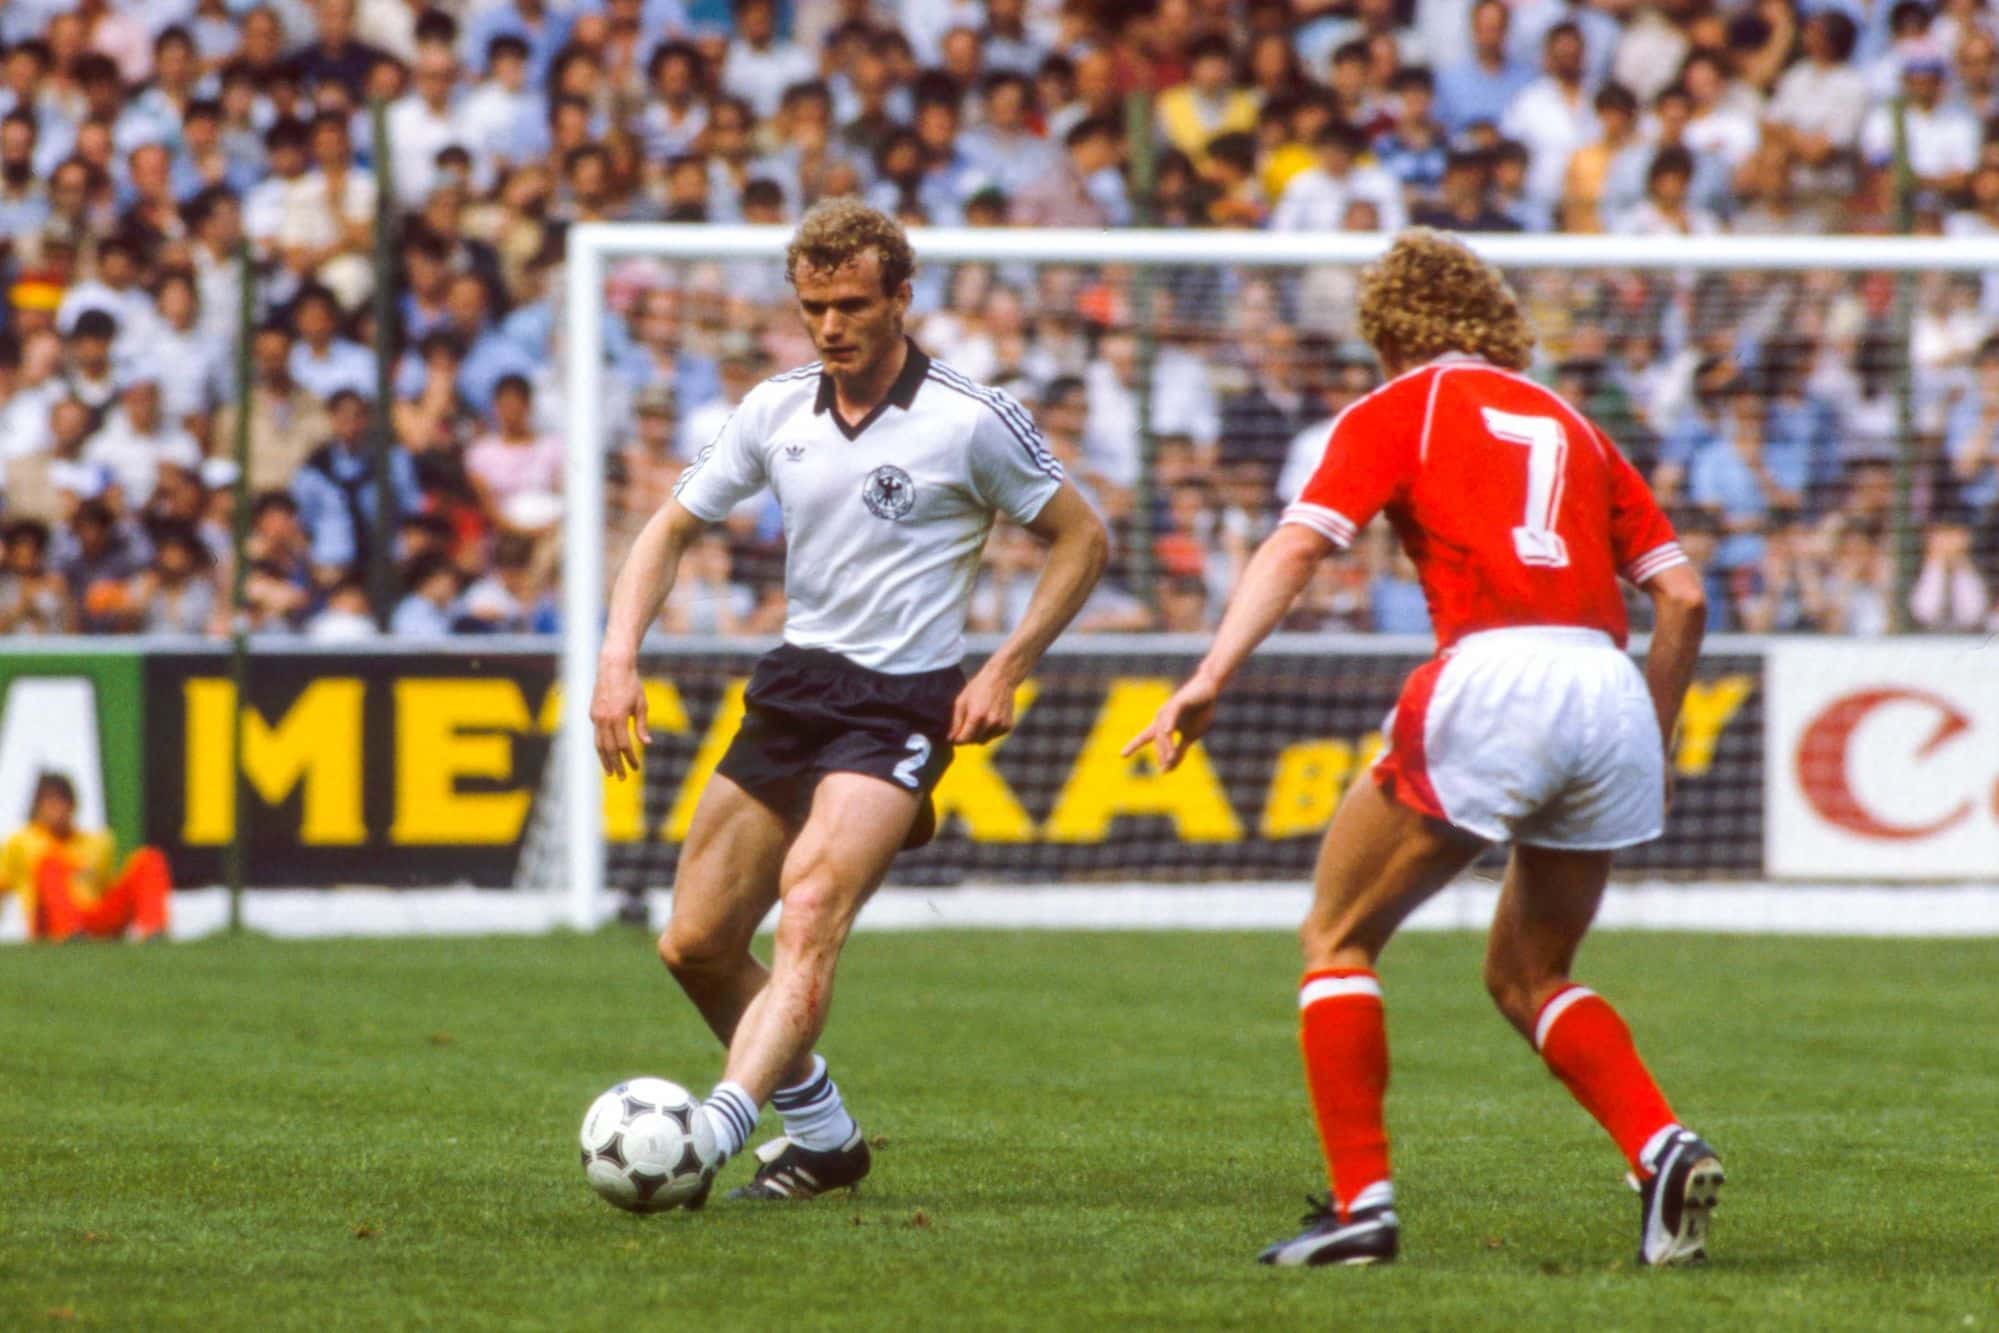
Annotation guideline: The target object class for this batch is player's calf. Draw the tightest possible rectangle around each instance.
[1480,951,1568,1040]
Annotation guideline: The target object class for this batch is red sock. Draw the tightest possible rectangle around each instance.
[1298,968,1393,1219]
[1534,985,1679,1174]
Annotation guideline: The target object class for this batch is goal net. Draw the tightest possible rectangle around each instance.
[523,228,1999,925]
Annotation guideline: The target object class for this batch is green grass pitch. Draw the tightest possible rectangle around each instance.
[4,928,1996,1330]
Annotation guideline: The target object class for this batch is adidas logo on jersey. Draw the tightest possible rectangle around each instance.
[783,444,806,462]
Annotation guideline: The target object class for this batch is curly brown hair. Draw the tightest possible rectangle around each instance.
[1355,228,1534,371]
[784,198,917,294]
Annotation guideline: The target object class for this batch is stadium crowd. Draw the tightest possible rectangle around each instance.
[0,0,1995,641]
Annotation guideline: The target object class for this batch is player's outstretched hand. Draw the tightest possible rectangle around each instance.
[1121,676,1219,773]
[950,664,1016,744]
[589,658,651,780]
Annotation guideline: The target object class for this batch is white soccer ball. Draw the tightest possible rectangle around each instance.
[579,1077,718,1213]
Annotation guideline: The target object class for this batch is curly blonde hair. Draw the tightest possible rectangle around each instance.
[785,198,916,294]
[1355,228,1534,371]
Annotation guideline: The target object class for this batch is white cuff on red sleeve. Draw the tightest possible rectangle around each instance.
[1624,541,1689,584]
[1279,501,1358,549]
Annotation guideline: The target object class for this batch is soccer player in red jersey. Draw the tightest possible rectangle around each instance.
[1128,231,1721,1269]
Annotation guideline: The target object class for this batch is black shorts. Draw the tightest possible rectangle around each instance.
[715,643,961,826]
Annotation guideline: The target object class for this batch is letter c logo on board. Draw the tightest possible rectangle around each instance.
[1794,687,1975,840]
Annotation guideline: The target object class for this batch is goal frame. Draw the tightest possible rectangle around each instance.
[559,225,1999,927]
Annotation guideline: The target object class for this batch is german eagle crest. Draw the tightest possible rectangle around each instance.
[862,464,916,520]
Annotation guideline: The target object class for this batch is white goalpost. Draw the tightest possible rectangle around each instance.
[556,225,1999,934]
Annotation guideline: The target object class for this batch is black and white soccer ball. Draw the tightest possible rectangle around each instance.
[579,1077,718,1212]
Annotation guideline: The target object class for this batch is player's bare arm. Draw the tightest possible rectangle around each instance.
[952,484,1108,744]
[1637,562,1708,746]
[1123,522,1332,771]
[590,497,706,779]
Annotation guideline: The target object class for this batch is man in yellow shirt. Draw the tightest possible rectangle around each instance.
[1157,34,1259,169]
[2,773,169,942]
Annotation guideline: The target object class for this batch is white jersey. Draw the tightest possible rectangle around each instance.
[672,342,1064,672]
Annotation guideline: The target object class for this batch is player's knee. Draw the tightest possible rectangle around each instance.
[773,875,847,962]
[1297,909,1368,970]
[1482,952,1542,1030]
[657,923,732,978]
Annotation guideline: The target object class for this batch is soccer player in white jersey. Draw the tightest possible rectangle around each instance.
[590,200,1109,1203]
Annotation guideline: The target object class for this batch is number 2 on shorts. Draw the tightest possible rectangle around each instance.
[892,733,932,789]
[1481,407,1571,569]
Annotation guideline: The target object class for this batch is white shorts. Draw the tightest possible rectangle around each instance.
[1371,626,1666,850]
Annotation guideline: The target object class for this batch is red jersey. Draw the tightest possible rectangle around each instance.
[1282,355,1685,649]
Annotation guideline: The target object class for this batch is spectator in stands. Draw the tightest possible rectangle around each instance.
[721,0,814,121]
[1503,21,1596,214]
[1155,572,1212,632]
[216,321,332,493]
[1603,84,1730,223]
[2,772,170,942]
[1278,353,1377,501]
[84,369,201,508]
[0,109,46,240]
[389,41,475,207]
[1011,116,1128,228]
[1436,0,1534,134]
[0,518,71,633]
[1946,338,1999,512]
[1373,67,1448,201]
[465,373,561,533]
[659,530,752,636]
[615,284,720,419]
[1560,82,1640,232]
[152,271,225,427]
[287,284,375,400]
[241,490,314,634]
[281,111,378,309]
[459,530,552,633]
[1862,45,1977,198]
[1484,137,1544,229]
[980,0,1045,78]
[1200,130,1267,227]
[1766,11,1866,211]
[129,520,219,636]
[1692,377,1808,570]
[958,72,1060,203]
[289,0,389,100]
[391,549,460,636]
[1820,519,1893,635]
[307,572,380,641]
[1910,507,1992,629]
[59,309,122,424]
[1220,323,1316,488]
[63,236,167,363]
[10,395,103,522]
[1366,531,1432,633]
[1156,34,1258,168]
[58,498,148,633]
[0,329,66,459]
[291,388,422,589]
[1270,120,1404,231]
[1614,145,1721,237]
[637,39,706,162]
[1679,50,1759,175]
[1734,508,1823,634]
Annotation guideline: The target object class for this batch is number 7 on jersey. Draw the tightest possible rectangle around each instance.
[1481,407,1571,569]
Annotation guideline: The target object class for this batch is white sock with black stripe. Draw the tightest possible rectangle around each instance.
[702,1081,758,1161]
[770,1054,857,1152]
